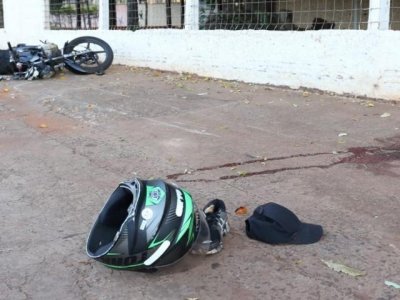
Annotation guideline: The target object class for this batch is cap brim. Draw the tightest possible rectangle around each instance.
[291,222,323,244]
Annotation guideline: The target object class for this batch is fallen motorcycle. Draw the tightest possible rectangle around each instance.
[1,36,113,80]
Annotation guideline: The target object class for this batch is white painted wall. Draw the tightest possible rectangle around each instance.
[0,0,399,101]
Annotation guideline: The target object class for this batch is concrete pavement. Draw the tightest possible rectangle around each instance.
[1,66,399,300]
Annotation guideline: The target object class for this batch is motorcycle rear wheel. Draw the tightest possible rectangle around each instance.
[63,36,114,75]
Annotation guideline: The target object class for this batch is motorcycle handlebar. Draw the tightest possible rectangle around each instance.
[7,42,17,61]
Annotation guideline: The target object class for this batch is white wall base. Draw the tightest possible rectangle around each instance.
[0,0,399,101]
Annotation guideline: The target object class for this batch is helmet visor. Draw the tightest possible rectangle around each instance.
[190,209,211,255]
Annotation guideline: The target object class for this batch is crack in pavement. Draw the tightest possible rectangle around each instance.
[167,143,400,182]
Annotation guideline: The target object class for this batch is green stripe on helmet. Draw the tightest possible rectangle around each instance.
[176,190,195,243]
[101,262,144,269]
[148,231,174,249]
[106,252,121,256]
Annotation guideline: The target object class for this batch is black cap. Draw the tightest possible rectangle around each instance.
[245,202,323,245]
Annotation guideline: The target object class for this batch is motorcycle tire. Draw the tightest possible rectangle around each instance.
[63,36,114,75]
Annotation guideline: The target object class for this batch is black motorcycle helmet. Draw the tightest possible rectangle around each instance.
[86,178,201,270]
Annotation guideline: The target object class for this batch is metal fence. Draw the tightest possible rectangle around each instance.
[49,0,99,29]
[392,0,400,29]
[200,0,371,30]
[109,0,185,29]
[0,0,4,28]
[46,0,399,31]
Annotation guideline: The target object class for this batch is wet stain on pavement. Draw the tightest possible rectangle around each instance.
[211,263,220,269]
[167,135,400,182]
[340,147,400,164]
